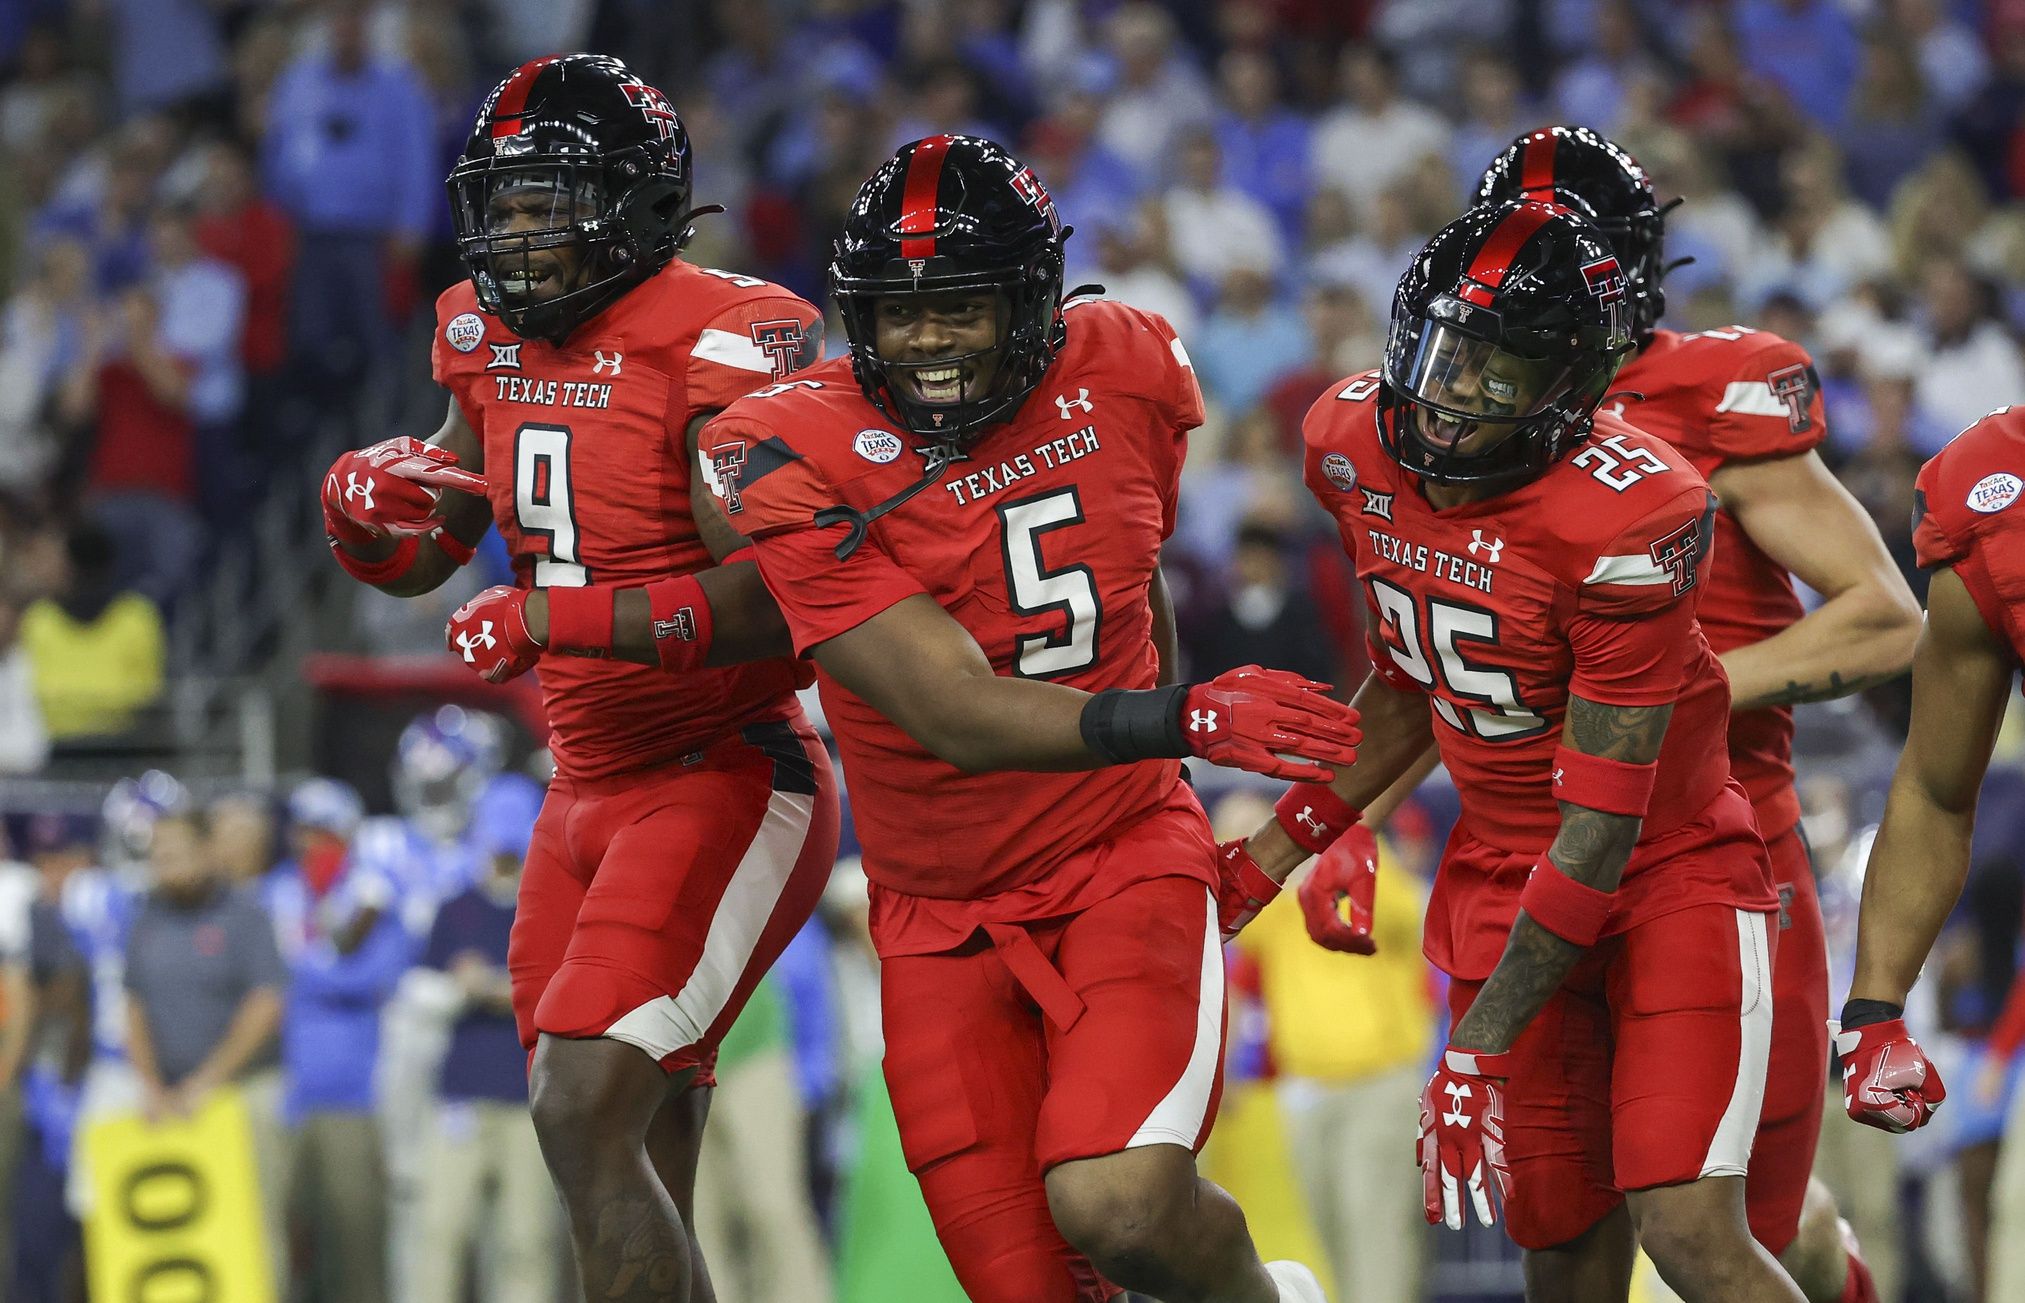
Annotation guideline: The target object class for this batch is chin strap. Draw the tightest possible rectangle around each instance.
[814,442,969,560]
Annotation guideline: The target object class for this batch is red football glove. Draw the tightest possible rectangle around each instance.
[1835,1018,1946,1133]
[1213,840,1281,941]
[446,586,542,684]
[322,437,488,546]
[1181,666,1360,783]
[1297,822,1379,954]
[1420,1047,1513,1230]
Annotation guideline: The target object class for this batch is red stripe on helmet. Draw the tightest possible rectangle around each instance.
[1520,132,1557,199]
[490,56,559,140]
[1456,203,1559,306]
[896,135,954,261]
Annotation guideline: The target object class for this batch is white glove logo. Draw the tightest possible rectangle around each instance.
[455,623,496,662]
[345,474,376,510]
[1189,709,1218,734]
[1443,1080,1473,1128]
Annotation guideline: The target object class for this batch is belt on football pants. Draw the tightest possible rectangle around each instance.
[981,922,1087,1032]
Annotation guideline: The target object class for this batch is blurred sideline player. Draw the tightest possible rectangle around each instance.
[700,134,1359,1303]
[318,55,840,1302]
[1835,408,2022,1145]
[1470,126,1917,1303]
[1228,201,1804,1299]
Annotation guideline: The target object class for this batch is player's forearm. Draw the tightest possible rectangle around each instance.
[1720,586,1920,710]
[1244,675,1432,877]
[526,561,794,669]
[1848,776,1978,1007]
[1450,803,1640,1053]
[906,674,1109,774]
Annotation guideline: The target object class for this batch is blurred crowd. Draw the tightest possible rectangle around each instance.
[1,0,2024,1299]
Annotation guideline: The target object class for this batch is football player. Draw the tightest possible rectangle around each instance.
[698,135,1358,1303]
[1465,126,1914,1303]
[1226,201,1806,1300]
[1837,407,2024,1140]
[318,56,841,1302]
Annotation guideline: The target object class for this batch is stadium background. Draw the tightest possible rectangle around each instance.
[0,0,2021,1299]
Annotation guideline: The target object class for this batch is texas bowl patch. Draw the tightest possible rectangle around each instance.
[1321,452,1357,492]
[445,312,486,353]
[1968,472,2021,514]
[854,429,903,464]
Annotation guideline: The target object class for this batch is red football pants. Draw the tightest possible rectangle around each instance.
[1746,823,1830,1255]
[879,874,1228,1303]
[507,717,839,1082]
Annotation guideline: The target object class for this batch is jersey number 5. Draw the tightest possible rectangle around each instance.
[1368,578,1547,740]
[514,422,588,586]
[999,488,1099,677]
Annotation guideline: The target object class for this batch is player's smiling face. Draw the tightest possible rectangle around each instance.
[485,176,597,306]
[1405,330,1561,457]
[873,289,1009,407]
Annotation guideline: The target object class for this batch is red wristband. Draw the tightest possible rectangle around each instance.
[1273,782,1363,855]
[1550,745,1658,817]
[544,586,613,657]
[1518,861,1614,947]
[330,534,419,586]
[645,573,713,673]
[432,529,476,567]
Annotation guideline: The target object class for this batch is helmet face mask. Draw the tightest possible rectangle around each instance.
[831,135,1070,443]
[450,55,696,345]
[1381,201,1633,491]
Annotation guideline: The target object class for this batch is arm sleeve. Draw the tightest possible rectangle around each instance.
[1708,337,1828,460]
[1912,450,1970,572]
[1145,315,1204,539]
[685,297,825,413]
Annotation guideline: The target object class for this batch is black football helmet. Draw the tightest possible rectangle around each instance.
[1381,200,1634,490]
[449,54,703,344]
[831,135,1070,442]
[1476,126,1672,341]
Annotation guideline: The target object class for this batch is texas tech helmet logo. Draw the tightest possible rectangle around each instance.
[621,81,680,144]
[1580,256,1627,306]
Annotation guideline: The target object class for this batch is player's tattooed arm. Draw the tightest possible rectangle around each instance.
[1708,452,1920,710]
[355,396,495,598]
[1448,693,1672,1054]
[1849,565,2013,1007]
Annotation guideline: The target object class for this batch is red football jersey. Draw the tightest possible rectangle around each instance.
[700,298,1207,954]
[1913,405,2025,662]
[1613,326,1828,838]
[432,260,822,781]
[1304,376,1777,972]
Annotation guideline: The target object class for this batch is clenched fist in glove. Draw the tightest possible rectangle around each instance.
[1298,822,1379,954]
[1181,666,1361,783]
[447,586,542,684]
[1420,1047,1513,1230]
[1213,840,1282,941]
[323,437,486,546]
[1835,1005,1947,1133]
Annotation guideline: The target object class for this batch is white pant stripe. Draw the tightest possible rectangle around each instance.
[1126,887,1226,1150]
[602,787,816,1061]
[1701,908,1775,1177]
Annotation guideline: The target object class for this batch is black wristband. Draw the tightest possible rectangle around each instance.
[1838,997,1905,1030]
[1080,684,1190,765]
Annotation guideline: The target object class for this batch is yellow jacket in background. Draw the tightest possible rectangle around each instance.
[1238,837,1435,1083]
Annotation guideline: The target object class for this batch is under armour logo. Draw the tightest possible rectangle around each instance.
[345,473,375,509]
[1188,709,1219,734]
[1552,768,1565,786]
[1443,1080,1473,1128]
[455,624,496,661]
[1055,388,1093,419]
[1294,807,1326,838]
[1468,530,1504,563]
[592,350,623,376]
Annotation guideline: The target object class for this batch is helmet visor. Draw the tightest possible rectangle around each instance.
[1390,321,1579,454]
